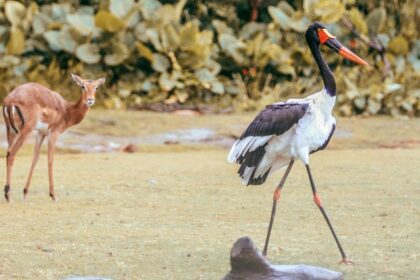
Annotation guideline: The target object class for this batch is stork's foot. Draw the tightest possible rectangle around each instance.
[339,257,354,265]
[4,185,10,202]
[262,249,268,257]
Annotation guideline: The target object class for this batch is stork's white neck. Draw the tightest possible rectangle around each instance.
[306,88,336,119]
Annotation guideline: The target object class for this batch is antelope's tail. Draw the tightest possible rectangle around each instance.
[3,104,25,135]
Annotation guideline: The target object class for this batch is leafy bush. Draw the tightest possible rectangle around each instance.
[0,0,418,116]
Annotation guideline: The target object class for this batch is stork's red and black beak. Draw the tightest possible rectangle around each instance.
[318,29,369,66]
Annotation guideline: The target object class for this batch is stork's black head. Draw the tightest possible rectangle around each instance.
[304,22,369,66]
[305,22,327,45]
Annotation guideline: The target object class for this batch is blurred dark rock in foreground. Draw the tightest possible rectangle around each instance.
[222,237,343,280]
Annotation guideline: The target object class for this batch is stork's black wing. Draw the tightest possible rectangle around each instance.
[228,102,309,186]
[239,102,309,139]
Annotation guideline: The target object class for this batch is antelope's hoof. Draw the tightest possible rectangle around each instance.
[4,185,10,202]
[339,257,354,265]
[23,188,28,199]
[49,192,56,201]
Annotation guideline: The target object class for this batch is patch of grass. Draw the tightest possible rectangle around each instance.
[0,149,419,279]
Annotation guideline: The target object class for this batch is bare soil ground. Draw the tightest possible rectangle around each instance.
[0,111,419,280]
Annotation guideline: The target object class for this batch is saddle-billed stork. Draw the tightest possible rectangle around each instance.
[228,22,369,263]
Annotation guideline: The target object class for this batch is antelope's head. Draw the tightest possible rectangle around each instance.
[71,73,106,107]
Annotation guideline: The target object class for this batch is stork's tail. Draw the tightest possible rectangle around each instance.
[236,145,269,185]
[228,136,291,185]
[228,136,273,185]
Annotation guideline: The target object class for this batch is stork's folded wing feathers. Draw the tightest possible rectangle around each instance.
[228,102,309,185]
[239,102,309,139]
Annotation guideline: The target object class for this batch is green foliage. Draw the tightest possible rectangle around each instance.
[0,0,418,116]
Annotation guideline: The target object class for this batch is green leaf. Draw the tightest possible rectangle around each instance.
[67,13,97,36]
[159,72,176,91]
[366,7,386,34]
[5,1,26,26]
[268,6,309,32]
[239,22,265,40]
[195,68,215,83]
[313,1,345,23]
[7,27,25,55]
[110,0,135,18]
[210,80,225,95]
[32,13,51,35]
[44,27,78,53]
[349,8,367,35]
[44,31,62,51]
[155,0,187,25]
[76,43,101,64]
[0,55,20,68]
[136,42,154,62]
[139,0,161,20]
[305,0,345,23]
[343,76,359,99]
[105,43,130,65]
[152,53,170,72]
[60,27,78,53]
[218,34,247,65]
[368,98,381,114]
[354,96,366,110]
[407,41,420,72]
[51,3,72,22]
[160,24,180,51]
[276,64,296,78]
[212,19,234,35]
[95,10,125,33]
[388,35,409,55]
[145,28,163,51]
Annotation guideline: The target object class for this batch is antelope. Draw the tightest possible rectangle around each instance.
[2,74,105,202]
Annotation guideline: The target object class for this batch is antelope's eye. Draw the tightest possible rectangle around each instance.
[82,85,86,90]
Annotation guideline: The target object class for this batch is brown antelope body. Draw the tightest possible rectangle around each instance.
[2,74,105,201]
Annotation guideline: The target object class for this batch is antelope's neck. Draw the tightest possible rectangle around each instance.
[308,40,336,97]
[65,98,89,128]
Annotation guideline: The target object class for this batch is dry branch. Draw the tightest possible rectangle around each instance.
[341,18,390,79]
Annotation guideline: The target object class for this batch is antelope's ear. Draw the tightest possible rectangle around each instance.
[96,77,106,86]
[70,73,84,87]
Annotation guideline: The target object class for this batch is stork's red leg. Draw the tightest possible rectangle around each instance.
[305,164,354,264]
[262,160,294,257]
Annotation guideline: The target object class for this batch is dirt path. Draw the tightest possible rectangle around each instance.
[0,149,418,279]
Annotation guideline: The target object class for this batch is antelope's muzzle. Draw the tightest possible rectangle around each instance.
[86,98,95,106]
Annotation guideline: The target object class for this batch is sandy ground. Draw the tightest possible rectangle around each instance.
[0,112,419,280]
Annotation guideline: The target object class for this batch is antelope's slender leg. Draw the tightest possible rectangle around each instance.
[305,164,353,264]
[6,129,17,150]
[3,113,16,148]
[23,132,46,199]
[262,160,294,257]
[5,130,32,202]
[47,132,58,201]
